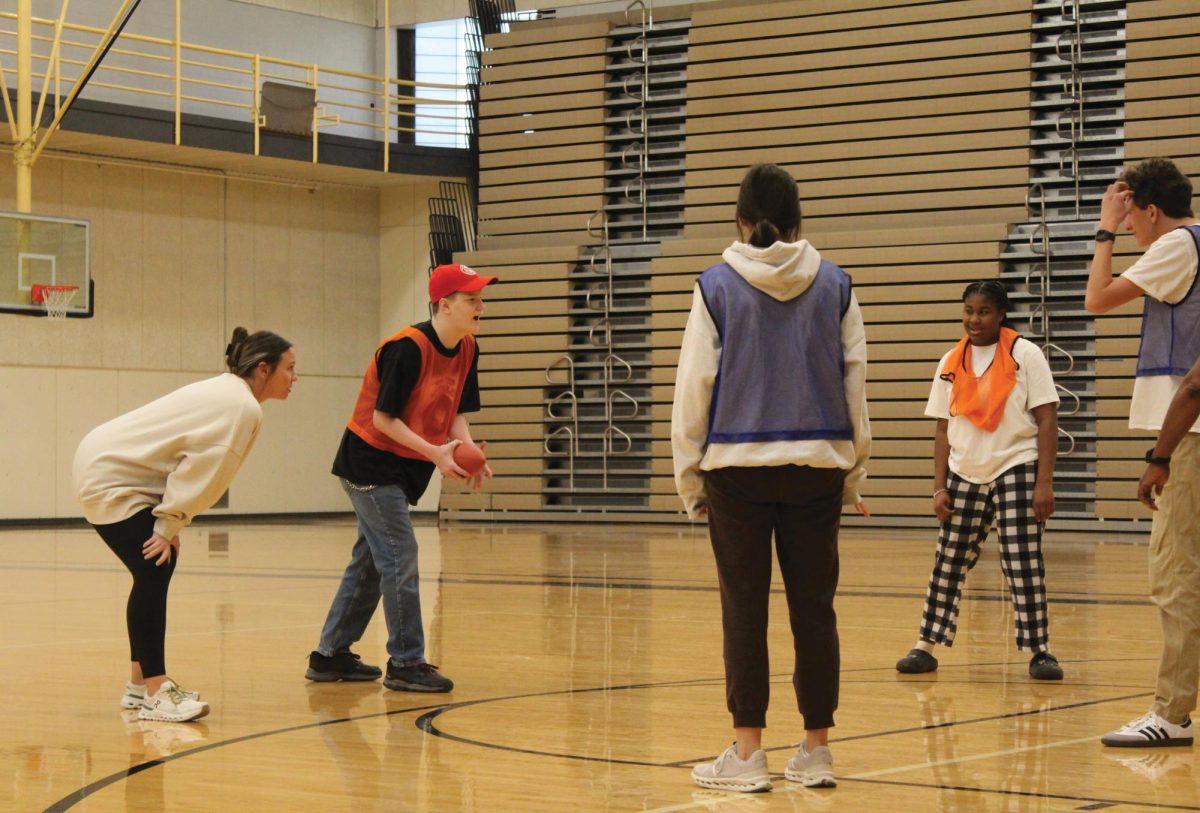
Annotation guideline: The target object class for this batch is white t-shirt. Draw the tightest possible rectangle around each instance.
[1121,227,1200,432]
[926,336,1060,484]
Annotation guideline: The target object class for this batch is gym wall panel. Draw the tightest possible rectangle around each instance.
[0,154,412,520]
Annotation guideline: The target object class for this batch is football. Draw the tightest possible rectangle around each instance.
[452,441,488,476]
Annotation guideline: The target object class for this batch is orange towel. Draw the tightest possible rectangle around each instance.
[940,327,1020,432]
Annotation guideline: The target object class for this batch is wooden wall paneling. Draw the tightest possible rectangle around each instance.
[480,74,606,103]
[687,34,1030,84]
[483,37,611,67]
[480,178,606,205]
[480,90,608,118]
[691,76,1028,123]
[486,20,611,49]
[481,109,608,137]
[688,15,1032,69]
[689,0,1026,28]
[481,55,608,85]
[683,133,1029,178]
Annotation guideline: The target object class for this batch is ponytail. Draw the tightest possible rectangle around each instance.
[736,164,801,248]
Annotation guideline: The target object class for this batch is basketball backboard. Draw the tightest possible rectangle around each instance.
[0,211,91,317]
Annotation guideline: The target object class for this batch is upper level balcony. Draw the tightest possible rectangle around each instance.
[0,6,473,187]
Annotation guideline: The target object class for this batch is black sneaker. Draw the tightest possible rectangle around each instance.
[305,650,383,682]
[1029,652,1064,681]
[896,649,938,674]
[384,661,454,693]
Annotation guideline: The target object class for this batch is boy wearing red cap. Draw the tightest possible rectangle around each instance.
[306,263,496,692]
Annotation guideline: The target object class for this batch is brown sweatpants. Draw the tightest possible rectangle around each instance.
[704,464,845,730]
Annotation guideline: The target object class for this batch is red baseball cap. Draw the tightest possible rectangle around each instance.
[429,263,497,303]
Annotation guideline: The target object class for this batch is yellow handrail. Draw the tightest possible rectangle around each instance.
[0,6,469,172]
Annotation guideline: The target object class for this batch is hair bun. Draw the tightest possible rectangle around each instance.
[226,326,250,370]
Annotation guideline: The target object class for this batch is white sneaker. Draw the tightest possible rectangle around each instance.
[138,680,210,722]
[1101,712,1193,747]
[691,744,772,793]
[785,744,836,787]
[121,679,201,710]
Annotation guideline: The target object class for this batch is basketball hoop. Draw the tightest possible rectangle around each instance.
[31,284,79,320]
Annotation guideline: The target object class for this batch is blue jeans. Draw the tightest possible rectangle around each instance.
[316,480,426,667]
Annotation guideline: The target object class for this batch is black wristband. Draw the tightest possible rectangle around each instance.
[1146,448,1172,466]
[1096,229,1116,243]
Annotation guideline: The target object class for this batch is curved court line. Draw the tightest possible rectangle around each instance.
[41,663,1161,813]
[39,674,729,812]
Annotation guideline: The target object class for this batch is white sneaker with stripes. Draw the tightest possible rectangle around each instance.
[1101,712,1193,747]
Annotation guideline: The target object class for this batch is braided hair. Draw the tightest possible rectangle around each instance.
[961,280,1015,329]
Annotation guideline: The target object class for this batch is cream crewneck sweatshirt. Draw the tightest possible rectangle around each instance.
[73,373,263,539]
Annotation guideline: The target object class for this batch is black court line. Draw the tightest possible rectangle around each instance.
[0,561,1161,608]
[42,669,1164,813]
[40,675,729,812]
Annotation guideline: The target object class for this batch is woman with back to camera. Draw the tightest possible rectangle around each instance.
[672,163,871,792]
[74,327,297,722]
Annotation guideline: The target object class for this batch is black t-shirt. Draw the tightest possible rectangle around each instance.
[332,321,481,503]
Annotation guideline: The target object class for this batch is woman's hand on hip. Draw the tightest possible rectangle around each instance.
[142,533,180,566]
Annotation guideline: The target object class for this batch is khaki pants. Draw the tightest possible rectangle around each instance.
[1150,433,1200,723]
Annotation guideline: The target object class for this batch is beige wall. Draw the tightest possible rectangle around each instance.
[0,156,453,521]
[234,0,377,26]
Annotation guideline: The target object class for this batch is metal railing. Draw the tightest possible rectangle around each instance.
[622,0,652,241]
[0,9,469,169]
[1025,181,1080,455]
[1054,0,1085,217]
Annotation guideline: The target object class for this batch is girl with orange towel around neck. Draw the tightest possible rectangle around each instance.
[895,280,1065,681]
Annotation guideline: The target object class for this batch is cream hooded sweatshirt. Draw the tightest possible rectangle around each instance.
[671,239,871,519]
[73,373,263,539]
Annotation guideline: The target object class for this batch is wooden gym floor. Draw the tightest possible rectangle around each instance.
[2,517,1196,812]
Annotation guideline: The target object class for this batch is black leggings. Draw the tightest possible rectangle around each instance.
[93,508,177,678]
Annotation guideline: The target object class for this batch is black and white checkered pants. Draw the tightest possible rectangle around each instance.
[918,461,1049,652]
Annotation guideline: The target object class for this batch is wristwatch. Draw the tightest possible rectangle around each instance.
[1095,228,1116,243]
[1145,448,1172,466]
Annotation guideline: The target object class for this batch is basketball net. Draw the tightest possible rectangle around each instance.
[32,284,79,320]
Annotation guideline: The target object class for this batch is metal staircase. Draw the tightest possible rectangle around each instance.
[1001,0,1127,519]
[542,6,690,511]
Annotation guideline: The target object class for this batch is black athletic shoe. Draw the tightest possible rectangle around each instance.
[1028,652,1064,681]
[896,649,939,674]
[305,650,383,682]
[383,661,454,693]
